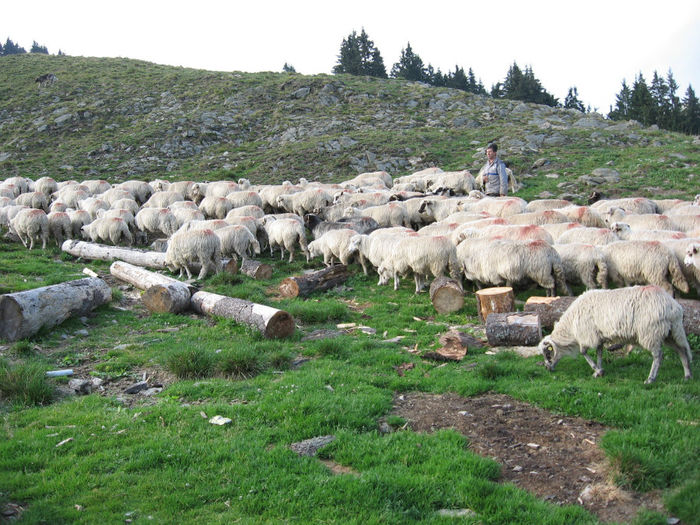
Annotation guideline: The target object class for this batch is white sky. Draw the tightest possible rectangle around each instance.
[3,0,699,113]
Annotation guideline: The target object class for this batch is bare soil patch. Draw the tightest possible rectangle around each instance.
[392,392,665,523]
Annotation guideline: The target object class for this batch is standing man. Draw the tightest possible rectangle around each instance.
[482,143,508,197]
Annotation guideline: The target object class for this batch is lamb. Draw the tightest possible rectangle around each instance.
[378,235,462,293]
[276,188,333,217]
[603,207,676,231]
[199,196,234,219]
[165,228,222,280]
[226,190,264,210]
[685,242,699,271]
[345,202,410,228]
[214,225,261,260]
[456,238,570,296]
[307,228,358,266]
[81,217,133,246]
[67,209,92,238]
[538,285,692,384]
[134,208,179,243]
[116,180,154,205]
[556,226,619,245]
[304,213,379,239]
[47,211,73,246]
[345,228,417,284]
[34,176,58,197]
[600,240,689,296]
[610,222,687,242]
[10,208,49,250]
[524,199,572,212]
[143,191,185,209]
[553,243,608,290]
[264,217,310,263]
[15,191,49,212]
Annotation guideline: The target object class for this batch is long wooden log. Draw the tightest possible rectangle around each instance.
[485,312,542,347]
[279,265,349,298]
[523,296,577,330]
[0,278,112,342]
[109,261,187,291]
[429,276,464,314]
[475,287,515,323]
[190,291,294,339]
[240,259,273,280]
[109,262,194,314]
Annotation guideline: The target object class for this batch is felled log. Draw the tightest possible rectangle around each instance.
[475,287,515,323]
[279,264,349,298]
[240,259,272,280]
[485,312,542,347]
[0,278,111,342]
[429,276,464,314]
[677,299,700,336]
[523,296,578,330]
[190,290,294,339]
[143,283,192,314]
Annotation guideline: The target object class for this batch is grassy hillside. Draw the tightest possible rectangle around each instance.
[1,54,698,201]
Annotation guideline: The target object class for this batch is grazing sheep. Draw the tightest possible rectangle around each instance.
[143,190,185,209]
[98,188,133,206]
[82,217,133,246]
[178,219,230,233]
[603,207,677,231]
[78,197,110,219]
[169,181,198,201]
[226,205,265,219]
[378,235,461,293]
[462,196,527,218]
[226,190,264,209]
[264,217,310,263]
[258,181,299,212]
[307,228,358,266]
[0,187,16,199]
[165,228,222,280]
[457,238,570,297]
[10,208,49,249]
[2,176,30,196]
[277,188,333,217]
[554,243,608,290]
[662,239,700,296]
[34,176,58,197]
[557,205,606,227]
[685,242,699,271]
[417,221,463,238]
[669,213,700,233]
[204,181,240,199]
[601,240,689,296]
[54,187,89,209]
[0,196,13,208]
[425,170,475,196]
[539,285,692,384]
[214,225,261,260]
[15,191,49,212]
[199,196,234,219]
[67,209,92,238]
[541,221,584,241]
[116,180,154,205]
[556,226,619,245]
[591,197,659,215]
[507,209,569,226]
[110,198,140,215]
[393,167,444,192]
[345,201,411,228]
[343,170,393,189]
[224,215,268,250]
[304,213,379,239]
[170,207,205,229]
[346,228,417,284]
[82,180,112,196]
[524,199,572,212]
[416,197,465,222]
[652,198,688,213]
[47,211,72,246]
[0,205,28,233]
[453,223,555,245]
[97,208,137,234]
[333,189,391,208]
[135,208,179,242]
[610,222,687,242]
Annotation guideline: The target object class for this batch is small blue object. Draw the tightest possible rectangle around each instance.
[46,369,74,377]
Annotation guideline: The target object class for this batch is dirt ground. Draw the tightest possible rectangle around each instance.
[392,392,666,523]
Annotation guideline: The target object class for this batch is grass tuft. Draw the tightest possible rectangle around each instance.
[165,346,217,379]
[0,359,54,406]
[218,346,269,379]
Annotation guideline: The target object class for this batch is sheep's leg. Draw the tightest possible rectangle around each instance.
[595,344,604,376]
[580,346,603,377]
[393,272,400,291]
[669,342,693,380]
[645,346,664,384]
[414,274,422,294]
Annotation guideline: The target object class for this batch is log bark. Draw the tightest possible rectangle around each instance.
[475,287,515,323]
[190,291,294,339]
[143,283,192,314]
[429,276,464,314]
[240,259,272,280]
[279,265,349,298]
[523,296,578,330]
[677,299,700,336]
[109,261,187,291]
[485,312,542,347]
[0,278,111,342]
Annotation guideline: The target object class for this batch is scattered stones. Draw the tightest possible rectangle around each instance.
[68,378,93,395]
[289,435,335,457]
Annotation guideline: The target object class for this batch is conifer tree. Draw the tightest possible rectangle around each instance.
[30,41,49,54]
[390,42,426,82]
[1,38,26,55]
[609,79,631,120]
[628,73,655,125]
[682,85,700,134]
[333,29,386,78]
[650,71,670,127]
[500,62,557,106]
[446,65,468,91]
[282,62,296,73]
[564,87,586,112]
[666,70,682,131]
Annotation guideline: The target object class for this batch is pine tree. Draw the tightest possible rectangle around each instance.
[2,38,26,55]
[333,29,386,78]
[390,42,426,82]
[609,79,631,120]
[666,70,682,131]
[650,70,669,127]
[282,62,296,73]
[500,62,557,106]
[564,87,586,112]
[628,73,655,125]
[30,41,49,54]
[682,85,700,135]
[446,65,468,91]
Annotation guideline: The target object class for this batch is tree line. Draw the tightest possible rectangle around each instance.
[0,37,63,56]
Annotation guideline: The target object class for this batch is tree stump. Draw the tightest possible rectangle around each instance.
[0,278,112,342]
[143,283,192,314]
[523,296,578,330]
[279,265,349,298]
[240,259,272,280]
[485,312,542,347]
[475,287,515,323]
[429,276,464,314]
[190,291,294,339]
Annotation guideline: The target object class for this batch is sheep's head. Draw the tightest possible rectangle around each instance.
[538,336,560,371]
[609,222,630,237]
[685,243,699,268]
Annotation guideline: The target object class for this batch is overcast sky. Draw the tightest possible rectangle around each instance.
[3,0,699,113]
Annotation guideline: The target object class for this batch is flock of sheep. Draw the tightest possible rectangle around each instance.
[1,168,698,382]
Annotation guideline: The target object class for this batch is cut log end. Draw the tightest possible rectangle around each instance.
[279,278,300,298]
[475,286,515,323]
[0,297,23,342]
[485,312,542,347]
[265,310,296,339]
[429,277,464,314]
[142,283,191,314]
[240,259,272,280]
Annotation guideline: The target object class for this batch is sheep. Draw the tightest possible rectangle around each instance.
[214,225,261,260]
[456,238,570,297]
[224,215,268,250]
[417,221,463,238]
[54,187,89,209]
[165,228,222,280]
[258,181,299,212]
[149,179,171,193]
[116,180,154,205]
[557,205,606,227]
[652,198,688,214]
[143,190,185,209]
[685,242,699,271]
[393,167,444,192]
[541,221,584,241]
[34,176,58,197]
[610,222,687,242]
[10,208,49,249]
[538,285,692,384]
[110,198,140,215]
[204,181,240,199]
[134,208,179,243]
[378,235,462,293]
[169,181,199,201]
[264,217,309,263]
[82,179,112,196]
[662,239,700,296]
[556,226,619,245]
[97,188,133,206]
[47,211,72,246]
[345,228,417,284]
[453,224,555,245]
[0,187,16,199]
[524,199,572,212]
[15,191,49,212]
[0,196,13,208]
[333,189,391,208]
[591,197,659,215]
[669,213,700,233]
[199,196,233,219]
[416,197,464,222]
[0,205,28,234]
[600,240,689,296]
[304,213,379,239]
[82,217,133,246]
[78,197,110,219]
[96,208,137,234]
[342,170,393,189]
[67,209,92,238]
[507,209,569,226]
[553,243,608,290]
[462,196,527,218]
[276,188,333,217]
[226,190,264,210]
[49,201,68,213]
[178,219,230,233]
[424,170,476,196]
[344,202,410,228]
[436,211,493,225]
[307,228,358,266]
[2,176,30,196]
[226,205,265,219]
[170,207,205,229]
[603,207,677,231]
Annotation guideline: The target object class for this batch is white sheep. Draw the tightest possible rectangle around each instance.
[0,196,13,208]
[2,176,31,196]
[277,188,333,217]
[34,176,58,197]
[199,196,233,219]
[652,198,688,214]
[345,228,417,284]
[539,285,692,384]
[462,196,527,218]
[600,240,689,296]
[116,180,154,205]
[135,208,179,243]
[556,226,619,245]
[178,219,230,233]
[553,243,608,290]
[685,242,699,271]
[110,198,140,215]
[541,222,584,241]
[82,179,112,196]
[669,213,700,233]
[205,181,240,198]
[344,202,411,228]
[603,207,676,230]
[10,208,49,249]
[343,170,393,189]
[143,190,185,209]
[47,211,72,246]
[82,217,133,246]
[378,235,461,293]
[97,208,137,234]
[524,199,572,212]
[0,205,28,233]
[226,190,264,209]
[165,228,222,280]
[78,197,110,219]
[591,197,659,215]
[557,205,606,227]
[424,170,476,195]
[258,181,299,212]
[453,223,555,245]
[264,217,310,263]
[170,207,205,229]
[415,197,465,222]
[169,181,198,201]
[610,222,687,242]
[456,238,570,297]
[392,167,444,192]
[15,191,49,212]
[307,228,357,266]
[333,189,391,208]
[662,239,700,296]
[67,209,92,238]
[97,188,134,206]
[224,215,267,250]
[54,187,89,209]
[214,225,261,260]
[507,209,569,226]
[226,205,265,219]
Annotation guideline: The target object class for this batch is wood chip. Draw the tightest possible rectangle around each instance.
[56,437,73,447]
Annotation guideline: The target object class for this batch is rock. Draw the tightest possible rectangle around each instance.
[531,158,548,169]
[74,329,89,337]
[292,87,311,99]
[573,117,608,129]
[545,173,559,179]
[436,509,476,518]
[124,381,149,394]
[591,168,620,183]
[54,113,73,125]
[208,415,232,425]
[578,484,594,504]
[68,379,93,395]
[140,387,162,397]
[289,435,335,457]
[301,330,343,341]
